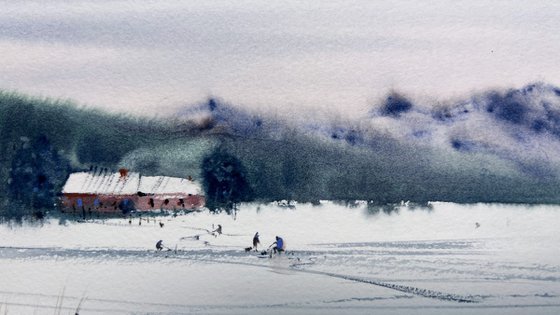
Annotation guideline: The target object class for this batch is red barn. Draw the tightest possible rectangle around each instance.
[61,169,205,214]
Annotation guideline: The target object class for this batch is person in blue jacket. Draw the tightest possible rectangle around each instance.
[271,236,285,254]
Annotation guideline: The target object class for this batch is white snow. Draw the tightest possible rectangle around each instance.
[62,171,141,195]
[62,171,202,195]
[138,175,202,195]
[0,202,559,314]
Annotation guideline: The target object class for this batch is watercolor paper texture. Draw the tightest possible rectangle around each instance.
[1,1,559,314]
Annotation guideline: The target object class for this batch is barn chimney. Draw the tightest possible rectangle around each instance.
[119,168,129,178]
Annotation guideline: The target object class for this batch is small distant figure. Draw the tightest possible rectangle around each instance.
[271,236,285,254]
[212,224,222,237]
[252,232,260,251]
[156,240,164,251]
[159,221,164,228]
[475,222,480,229]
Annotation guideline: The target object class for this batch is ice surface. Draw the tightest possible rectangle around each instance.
[0,202,559,314]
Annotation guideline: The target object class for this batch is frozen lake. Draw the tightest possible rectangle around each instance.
[1,202,559,314]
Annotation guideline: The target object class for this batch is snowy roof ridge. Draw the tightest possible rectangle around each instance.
[62,171,202,195]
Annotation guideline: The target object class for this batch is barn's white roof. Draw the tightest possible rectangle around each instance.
[62,171,202,196]
[136,176,201,195]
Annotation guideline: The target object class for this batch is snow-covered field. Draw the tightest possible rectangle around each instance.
[1,202,559,314]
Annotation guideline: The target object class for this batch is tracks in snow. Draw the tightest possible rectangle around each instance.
[0,245,479,303]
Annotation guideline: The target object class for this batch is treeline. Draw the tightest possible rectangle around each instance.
[217,133,560,206]
[2,92,560,220]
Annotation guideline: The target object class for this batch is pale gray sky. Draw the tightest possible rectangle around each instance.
[1,0,559,117]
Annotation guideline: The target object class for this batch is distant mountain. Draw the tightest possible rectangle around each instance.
[363,82,560,179]
[2,83,560,218]
[166,83,560,206]
[174,98,289,139]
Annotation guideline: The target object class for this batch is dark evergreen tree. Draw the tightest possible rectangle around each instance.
[7,135,70,218]
[202,149,253,211]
